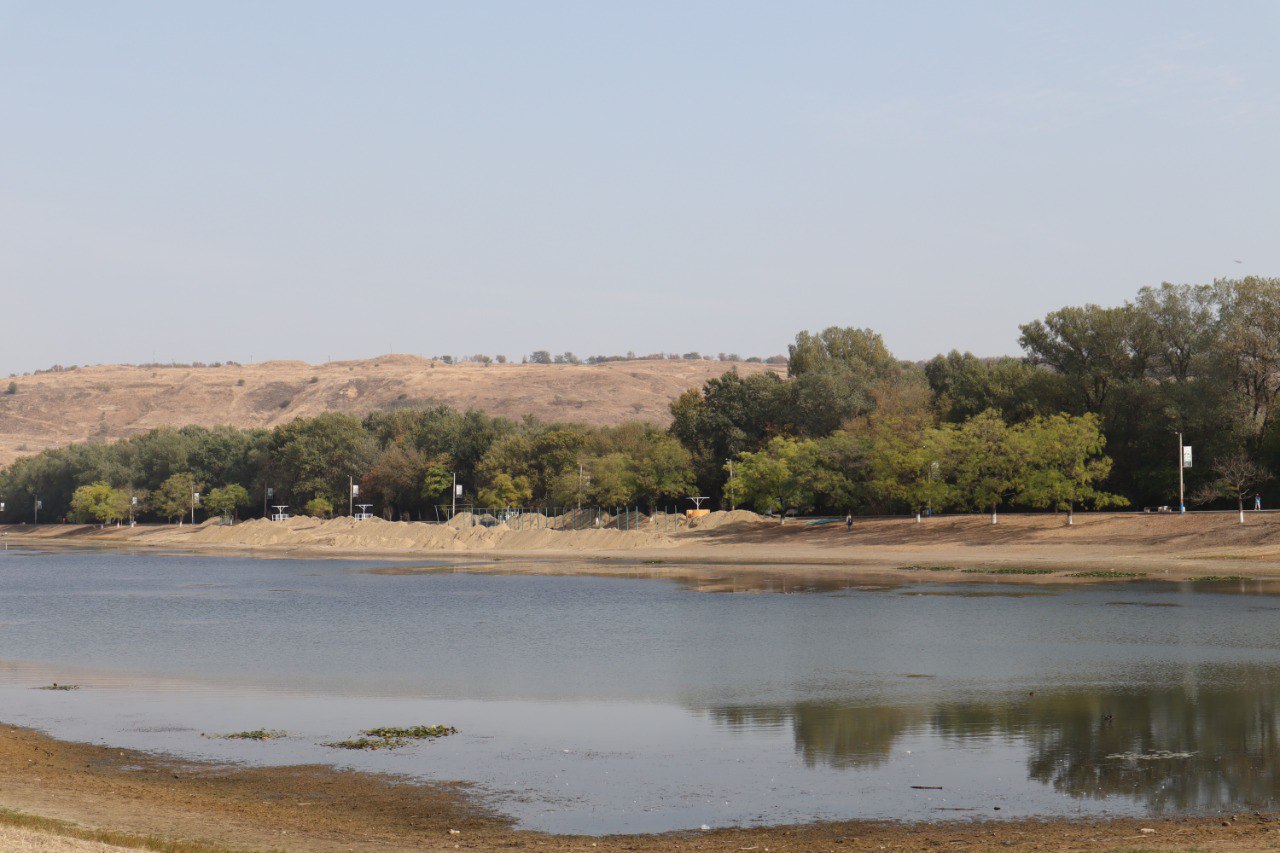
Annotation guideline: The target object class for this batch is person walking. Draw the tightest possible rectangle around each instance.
[1255,493,1263,511]
[845,512,853,531]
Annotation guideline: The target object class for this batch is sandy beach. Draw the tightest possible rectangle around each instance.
[6,509,1280,587]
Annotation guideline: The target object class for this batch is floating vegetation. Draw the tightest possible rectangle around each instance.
[203,729,286,741]
[1188,575,1253,582]
[324,723,458,750]
[323,736,407,750]
[641,560,666,565]
[898,564,959,572]
[959,567,1054,576]
[36,683,79,691]
[1067,570,1148,579]
[360,725,458,740]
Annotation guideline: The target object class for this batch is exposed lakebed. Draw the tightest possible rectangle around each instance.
[1,547,1278,833]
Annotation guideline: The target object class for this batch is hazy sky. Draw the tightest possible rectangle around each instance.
[2,1,1277,373]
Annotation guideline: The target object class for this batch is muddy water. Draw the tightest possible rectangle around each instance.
[1,547,1279,833]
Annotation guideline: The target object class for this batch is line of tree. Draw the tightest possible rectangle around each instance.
[1,277,1275,523]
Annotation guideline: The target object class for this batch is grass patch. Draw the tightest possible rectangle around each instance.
[1067,570,1148,579]
[1187,575,1253,582]
[35,683,79,691]
[202,729,285,740]
[959,567,1055,576]
[322,736,408,750]
[641,559,666,565]
[360,725,457,740]
[898,564,959,572]
[0,806,228,852]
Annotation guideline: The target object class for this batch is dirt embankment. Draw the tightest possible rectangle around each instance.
[0,356,782,466]
[10,510,1280,585]
[2,724,1278,852]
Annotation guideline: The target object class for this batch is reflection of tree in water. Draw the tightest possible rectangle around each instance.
[709,702,925,768]
[708,668,1280,811]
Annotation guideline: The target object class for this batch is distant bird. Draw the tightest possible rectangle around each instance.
[1235,259,1244,264]
[1101,713,1114,725]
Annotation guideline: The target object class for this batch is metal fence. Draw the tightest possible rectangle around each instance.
[434,506,687,533]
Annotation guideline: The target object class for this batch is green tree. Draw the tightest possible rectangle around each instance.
[152,473,198,524]
[1015,413,1127,522]
[69,482,130,525]
[1019,304,1153,411]
[304,495,334,518]
[724,437,819,515]
[478,472,531,507]
[265,413,377,509]
[865,419,955,516]
[949,411,1025,523]
[1212,277,1280,449]
[204,484,251,520]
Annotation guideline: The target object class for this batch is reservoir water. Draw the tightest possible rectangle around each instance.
[1,547,1278,833]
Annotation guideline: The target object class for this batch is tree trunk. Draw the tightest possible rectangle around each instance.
[1240,495,1246,524]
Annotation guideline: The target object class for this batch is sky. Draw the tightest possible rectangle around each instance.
[2,1,1277,373]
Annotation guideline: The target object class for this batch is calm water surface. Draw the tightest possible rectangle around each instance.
[1,547,1278,833]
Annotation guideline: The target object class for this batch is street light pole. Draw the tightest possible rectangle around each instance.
[1178,432,1186,514]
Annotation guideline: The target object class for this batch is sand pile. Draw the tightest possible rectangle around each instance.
[158,513,679,553]
[686,509,764,530]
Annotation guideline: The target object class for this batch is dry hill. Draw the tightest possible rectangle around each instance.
[0,356,782,466]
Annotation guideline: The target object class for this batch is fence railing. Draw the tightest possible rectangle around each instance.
[434,506,687,533]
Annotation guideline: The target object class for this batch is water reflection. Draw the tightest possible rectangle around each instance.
[711,667,1280,812]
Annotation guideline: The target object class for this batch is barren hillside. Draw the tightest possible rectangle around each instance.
[0,356,783,466]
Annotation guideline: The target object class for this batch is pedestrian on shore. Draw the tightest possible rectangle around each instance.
[1255,493,1263,511]
[845,512,853,531]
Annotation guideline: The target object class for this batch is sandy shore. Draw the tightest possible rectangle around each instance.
[2,724,1278,852]
[7,510,1280,587]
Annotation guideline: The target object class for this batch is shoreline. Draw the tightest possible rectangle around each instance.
[6,510,1280,589]
[1,723,1276,851]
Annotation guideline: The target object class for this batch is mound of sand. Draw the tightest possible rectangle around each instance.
[686,509,764,530]
[145,513,681,553]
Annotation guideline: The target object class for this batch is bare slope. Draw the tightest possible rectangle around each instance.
[0,356,782,466]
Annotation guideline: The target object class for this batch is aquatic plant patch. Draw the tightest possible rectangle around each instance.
[1067,570,1147,579]
[35,683,78,690]
[1187,575,1253,582]
[898,564,959,572]
[959,568,1054,575]
[203,729,286,740]
[323,736,408,750]
[360,725,458,740]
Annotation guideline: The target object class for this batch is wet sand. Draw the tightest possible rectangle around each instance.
[3,724,1279,851]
